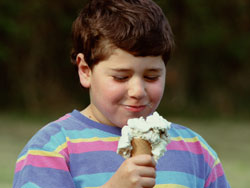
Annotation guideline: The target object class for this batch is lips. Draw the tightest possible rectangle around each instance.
[124,105,147,112]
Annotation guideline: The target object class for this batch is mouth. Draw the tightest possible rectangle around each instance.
[124,105,147,112]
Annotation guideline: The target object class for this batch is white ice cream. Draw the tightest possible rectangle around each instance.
[117,112,171,161]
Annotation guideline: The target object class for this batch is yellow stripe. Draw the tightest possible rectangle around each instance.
[17,150,64,163]
[155,184,188,188]
[70,137,119,143]
[54,137,70,153]
[172,136,200,142]
[213,157,221,167]
[200,141,216,160]
[54,142,68,153]
[85,185,188,188]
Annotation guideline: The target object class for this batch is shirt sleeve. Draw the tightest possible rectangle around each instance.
[13,121,76,188]
[204,156,231,188]
[13,147,76,188]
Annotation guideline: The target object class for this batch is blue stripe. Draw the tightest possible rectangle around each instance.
[21,182,41,188]
[170,126,198,138]
[74,172,114,187]
[73,170,205,188]
[42,129,67,150]
[171,123,187,129]
[156,171,205,187]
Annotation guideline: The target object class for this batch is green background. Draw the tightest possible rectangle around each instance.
[1,0,249,117]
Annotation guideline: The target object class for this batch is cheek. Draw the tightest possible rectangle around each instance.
[148,82,165,102]
[98,81,125,102]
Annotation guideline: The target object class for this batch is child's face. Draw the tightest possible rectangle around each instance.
[81,48,166,128]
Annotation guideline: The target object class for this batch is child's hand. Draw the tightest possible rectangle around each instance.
[102,154,156,188]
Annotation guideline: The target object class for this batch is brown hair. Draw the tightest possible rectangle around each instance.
[71,0,175,68]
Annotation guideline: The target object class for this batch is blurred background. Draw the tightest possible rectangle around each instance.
[0,0,249,187]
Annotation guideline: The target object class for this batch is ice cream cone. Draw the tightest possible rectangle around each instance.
[131,138,152,156]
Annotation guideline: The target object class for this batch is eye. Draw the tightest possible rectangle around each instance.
[112,76,129,82]
[144,75,159,81]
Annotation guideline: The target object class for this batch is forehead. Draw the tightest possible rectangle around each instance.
[95,48,164,70]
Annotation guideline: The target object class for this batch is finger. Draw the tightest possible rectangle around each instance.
[132,155,156,167]
[138,166,156,178]
[141,177,156,188]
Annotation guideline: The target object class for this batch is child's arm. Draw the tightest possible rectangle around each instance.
[13,148,76,188]
[101,154,156,188]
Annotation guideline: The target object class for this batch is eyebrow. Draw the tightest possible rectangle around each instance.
[146,68,163,72]
[110,68,163,72]
[110,68,131,72]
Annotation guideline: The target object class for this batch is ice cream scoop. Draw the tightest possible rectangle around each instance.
[117,112,171,161]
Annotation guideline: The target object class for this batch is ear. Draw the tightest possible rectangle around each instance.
[76,53,91,88]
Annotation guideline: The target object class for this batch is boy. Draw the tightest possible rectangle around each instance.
[13,0,231,187]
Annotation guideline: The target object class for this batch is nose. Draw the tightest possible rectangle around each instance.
[128,77,146,99]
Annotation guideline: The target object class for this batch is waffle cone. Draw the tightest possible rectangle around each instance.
[131,138,152,157]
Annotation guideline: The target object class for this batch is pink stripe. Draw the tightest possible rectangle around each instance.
[68,141,118,154]
[167,140,215,167]
[205,163,224,187]
[59,148,70,162]
[55,114,71,122]
[15,155,69,173]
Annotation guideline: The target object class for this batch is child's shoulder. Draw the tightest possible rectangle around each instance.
[17,110,90,157]
[170,122,207,143]
[170,122,199,137]
[40,109,94,132]
[26,109,120,146]
[169,122,218,157]
[29,110,83,137]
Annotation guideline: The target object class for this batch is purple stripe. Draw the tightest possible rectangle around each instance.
[205,163,227,187]
[205,174,230,188]
[157,150,210,179]
[71,110,121,135]
[167,140,215,168]
[69,151,124,177]
[13,166,75,188]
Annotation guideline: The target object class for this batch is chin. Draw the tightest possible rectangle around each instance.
[113,119,129,128]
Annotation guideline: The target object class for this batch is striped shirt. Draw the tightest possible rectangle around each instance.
[13,110,230,188]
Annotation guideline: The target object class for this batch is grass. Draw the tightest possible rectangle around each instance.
[0,113,48,188]
[0,113,249,188]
